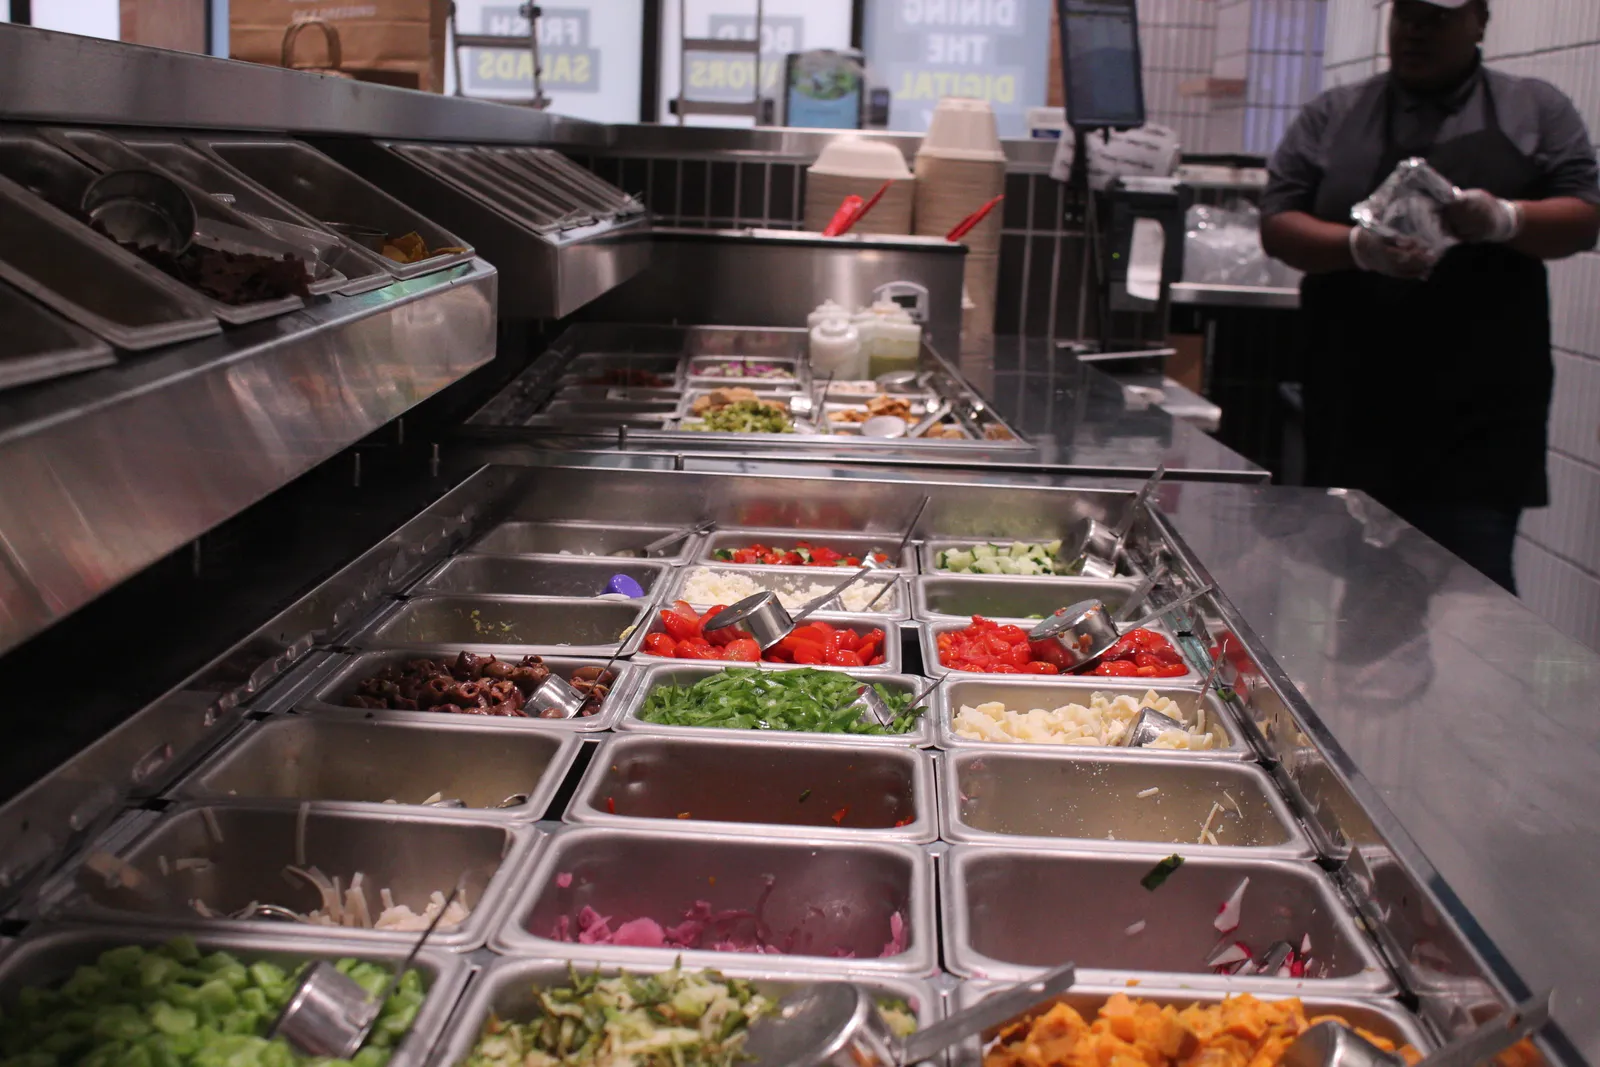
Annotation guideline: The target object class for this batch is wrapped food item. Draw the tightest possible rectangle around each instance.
[1351,157,1460,263]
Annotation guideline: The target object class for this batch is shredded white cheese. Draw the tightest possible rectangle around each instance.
[952,690,1216,748]
[1136,787,1161,798]
[678,566,895,614]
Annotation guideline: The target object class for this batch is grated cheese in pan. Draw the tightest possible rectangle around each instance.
[953,690,1215,748]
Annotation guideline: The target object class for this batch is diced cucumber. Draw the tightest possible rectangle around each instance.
[1015,558,1040,575]
[972,543,997,559]
[1044,539,1062,555]
[1008,541,1030,559]
[972,557,1004,574]
[942,549,975,572]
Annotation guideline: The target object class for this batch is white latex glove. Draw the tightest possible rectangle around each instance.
[1443,189,1523,243]
[1349,226,1435,279]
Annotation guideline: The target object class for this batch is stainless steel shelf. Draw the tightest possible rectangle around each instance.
[0,259,498,658]
[1169,281,1301,309]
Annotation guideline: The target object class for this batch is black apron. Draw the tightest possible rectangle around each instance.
[1299,72,1553,510]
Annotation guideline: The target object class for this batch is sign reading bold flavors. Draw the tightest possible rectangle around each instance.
[864,0,1052,138]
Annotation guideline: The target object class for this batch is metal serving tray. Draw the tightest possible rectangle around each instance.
[41,126,349,300]
[666,562,908,620]
[699,527,916,571]
[933,678,1245,757]
[350,594,651,657]
[543,398,679,420]
[57,801,536,951]
[686,354,806,389]
[109,134,391,295]
[467,519,705,563]
[921,620,1198,683]
[633,613,904,675]
[946,983,1432,1067]
[618,663,932,745]
[410,554,670,601]
[922,539,1144,581]
[0,926,468,1067]
[553,384,684,403]
[559,352,686,390]
[390,143,582,234]
[301,648,637,732]
[940,845,1394,993]
[567,734,937,843]
[430,956,943,1067]
[194,138,476,280]
[492,826,937,977]
[0,173,219,350]
[173,714,582,822]
[940,751,1311,858]
[914,575,1141,624]
[33,128,308,324]
[0,280,115,390]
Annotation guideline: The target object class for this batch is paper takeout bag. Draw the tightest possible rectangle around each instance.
[231,0,448,92]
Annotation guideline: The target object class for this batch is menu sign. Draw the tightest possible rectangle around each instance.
[864,0,1052,138]
[455,0,641,120]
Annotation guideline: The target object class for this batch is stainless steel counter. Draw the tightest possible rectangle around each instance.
[959,336,1265,480]
[1160,482,1600,1061]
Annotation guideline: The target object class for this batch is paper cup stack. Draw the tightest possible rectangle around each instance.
[803,139,915,235]
[913,97,1007,339]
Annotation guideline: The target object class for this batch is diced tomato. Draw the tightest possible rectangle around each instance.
[1023,661,1061,674]
[1093,659,1140,676]
[787,640,826,665]
[674,640,717,660]
[997,624,1029,644]
[661,609,702,642]
[865,653,886,666]
[724,638,761,662]
[827,649,864,667]
[808,620,837,636]
[643,633,678,656]
[1134,651,1166,670]
[830,805,850,826]
[672,600,697,617]
[855,638,880,663]
[991,664,1021,673]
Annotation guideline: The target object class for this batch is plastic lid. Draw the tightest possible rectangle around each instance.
[811,317,858,343]
[809,139,913,179]
[917,97,1006,162]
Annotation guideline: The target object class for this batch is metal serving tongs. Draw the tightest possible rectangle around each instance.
[1283,992,1551,1067]
[270,886,460,1058]
[745,962,1076,1067]
[615,517,717,559]
[704,497,929,648]
[1062,465,1166,579]
[1027,584,1216,673]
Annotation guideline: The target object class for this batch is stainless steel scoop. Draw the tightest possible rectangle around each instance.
[1063,465,1166,579]
[1119,650,1223,748]
[82,169,198,254]
[615,518,717,559]
[270,887,458,1058]
[1282,992,1549,1067]
[743,962,1076,1067]
[1027,585,1215,671]
[705,498,929,647]
[1114,562,1169,623]
[527,650,622,719]
[845,672,945,728]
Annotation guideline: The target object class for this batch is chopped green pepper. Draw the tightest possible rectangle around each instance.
[639,667,924,735]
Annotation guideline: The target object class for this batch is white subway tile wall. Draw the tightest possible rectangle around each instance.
[1140,0,1220,151]
[1210,0,1327,155]
[1324,0,1600,650]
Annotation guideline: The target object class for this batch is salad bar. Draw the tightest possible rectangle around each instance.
[0,462,1534,1067]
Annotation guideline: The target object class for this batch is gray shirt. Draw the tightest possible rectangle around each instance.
[1263,64,1600,220]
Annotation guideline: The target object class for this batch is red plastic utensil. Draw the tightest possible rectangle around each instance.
[822,194,865,237]
[946,194,1005,242]
[836,180,893,236]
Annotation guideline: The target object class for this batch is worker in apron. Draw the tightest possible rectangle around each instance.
[1261,0,1600,592]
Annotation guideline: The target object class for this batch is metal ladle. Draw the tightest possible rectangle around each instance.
[270,886,459,1059]
[614,518,717,559]
[1113,562,1170,623]
[744,962,1076,1067]
[1027,584,1215,672]
[1282,992,1549,1067]
[704,498,929,647]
